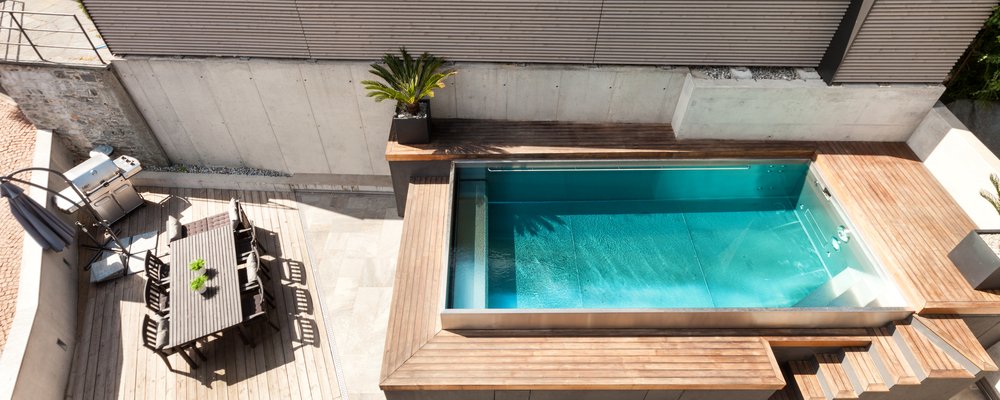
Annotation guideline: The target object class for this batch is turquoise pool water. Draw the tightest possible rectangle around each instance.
[448,161,886,310]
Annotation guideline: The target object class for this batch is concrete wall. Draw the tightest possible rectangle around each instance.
[0,130,80,400]
[907,102,1000,229]
[0,63,168,166]
[112,58,689,176]
[672,71,945,141]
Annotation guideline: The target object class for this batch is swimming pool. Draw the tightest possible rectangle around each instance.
[444,160,909,328]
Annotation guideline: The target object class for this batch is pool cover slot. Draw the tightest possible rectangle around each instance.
[486,165,751,173]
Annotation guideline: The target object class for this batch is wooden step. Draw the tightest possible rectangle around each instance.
[790,360,828,400]
[769,383,805,400]
[868,327,921,386]
[891,321,974,380]
[816,353,859,399]
[842,346,891,394]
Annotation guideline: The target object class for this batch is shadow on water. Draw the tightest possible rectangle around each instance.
[510,212,568,236]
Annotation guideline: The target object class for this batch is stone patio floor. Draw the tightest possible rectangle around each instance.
[297,192,401,400]
[0,98,36,353]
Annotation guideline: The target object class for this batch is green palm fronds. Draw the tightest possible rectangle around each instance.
[980,173,1000,215]
[362,47,456,116]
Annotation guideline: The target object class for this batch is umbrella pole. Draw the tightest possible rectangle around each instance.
[2,167,133,265]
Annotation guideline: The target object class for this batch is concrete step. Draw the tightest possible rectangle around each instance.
[816,353,860,399]
[795,269,861,307]
[842,347,891,400]
[790,360,829,400]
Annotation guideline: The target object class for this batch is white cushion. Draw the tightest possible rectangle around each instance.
[246,253,259,282]
[166,216,182,241]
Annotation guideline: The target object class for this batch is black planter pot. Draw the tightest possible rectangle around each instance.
[948,229,1000,290]
[391,100,432,145]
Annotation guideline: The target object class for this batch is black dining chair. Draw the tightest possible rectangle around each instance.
[236,284,279,348]
[144,278,170,317]
[144,251,170,287]
[140,314,205,371]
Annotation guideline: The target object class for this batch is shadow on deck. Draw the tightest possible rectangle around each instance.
[65,188,340,399]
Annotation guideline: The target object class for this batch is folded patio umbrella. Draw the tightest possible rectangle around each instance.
[1,181,74,252]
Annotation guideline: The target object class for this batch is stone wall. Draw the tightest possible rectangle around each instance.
[0,63,168,166]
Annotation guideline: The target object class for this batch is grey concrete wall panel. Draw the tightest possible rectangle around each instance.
[672,73,945,141]
[0,64,169,166]
[81,0,310,58]
[593,0,851,66]
[112,58,391,175]
[833,0,997,83]
[296,0,603,63]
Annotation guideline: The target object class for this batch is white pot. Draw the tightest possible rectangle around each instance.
[191,268,206,277]
[195,285,207,294]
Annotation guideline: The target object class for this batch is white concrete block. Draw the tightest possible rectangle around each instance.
[555,68,615,122]
[455,65,509,119]
[505,68,561,121]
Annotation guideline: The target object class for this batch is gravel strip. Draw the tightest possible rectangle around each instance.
[145,164,289,177]
[749,67,799,80]
[696,67,732,79]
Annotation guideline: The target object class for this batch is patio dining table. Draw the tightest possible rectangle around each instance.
[168,225,241,348]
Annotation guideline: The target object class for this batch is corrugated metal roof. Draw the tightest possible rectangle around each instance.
[833,0,997,82]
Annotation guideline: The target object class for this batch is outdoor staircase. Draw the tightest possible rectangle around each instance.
[769,317,994,400]
[795,269,883,308]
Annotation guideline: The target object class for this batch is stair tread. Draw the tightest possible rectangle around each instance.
[816,353,859,399]
[790,360,827,400]
[916,315,999,373]
[894,322,974,379]
[869,327,921,385]
[843,347,890,393]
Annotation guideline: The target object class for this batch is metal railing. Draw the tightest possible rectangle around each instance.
[0,1,105,65]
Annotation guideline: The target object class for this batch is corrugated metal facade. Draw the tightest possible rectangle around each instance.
[833,0,997,83]
[80,0,996,83]
[82,0,310,58]
[82,0,846,66]
[593,0,850,66]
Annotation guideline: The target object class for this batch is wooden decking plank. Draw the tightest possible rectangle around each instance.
[816,353,857,399]
[843,346,889,393]
[894,322,971,379]
[917,315,998,372]
[789,361,826,400]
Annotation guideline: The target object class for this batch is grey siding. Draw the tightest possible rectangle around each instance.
[833,0,997,83]
[82,0,846,66]
[298,0,603,63]
[593,0,851,66]
[81,0,310,58]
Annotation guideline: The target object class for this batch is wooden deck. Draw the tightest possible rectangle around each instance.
[65,188,340,400]
[381,131,1000,393]
[814,142,1000,313]
[386,119,817,161]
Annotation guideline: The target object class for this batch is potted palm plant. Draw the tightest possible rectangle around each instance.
[949,173,1000,289]
[362,47,456,144]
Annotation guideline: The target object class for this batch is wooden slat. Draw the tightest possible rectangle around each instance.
[843,347,890,393]
[892,322,972,379]
[386,119,817,161]
[869,327,921,386]
[789,361,826,400]
[815,353,858,399]
[916,315,999,373]
[64,187,338,399]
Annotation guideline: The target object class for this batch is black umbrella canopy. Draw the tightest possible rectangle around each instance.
[1,181,74,252]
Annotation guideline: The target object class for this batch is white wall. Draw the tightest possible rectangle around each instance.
[672,72,945,141]
[908,103,1000,229]
[0,130,79,400]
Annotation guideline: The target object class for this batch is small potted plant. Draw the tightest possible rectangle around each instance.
[190,275,208,295]
[362,47,456,145]
[189,258,206,276]
[949,173,1000,289]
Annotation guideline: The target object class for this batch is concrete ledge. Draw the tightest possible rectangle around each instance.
[132,171,393,193]
[673,72,944,141]
[908,102,1000,229]
[0,130,79,400]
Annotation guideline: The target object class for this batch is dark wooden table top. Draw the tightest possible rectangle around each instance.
[168,225,240,347]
